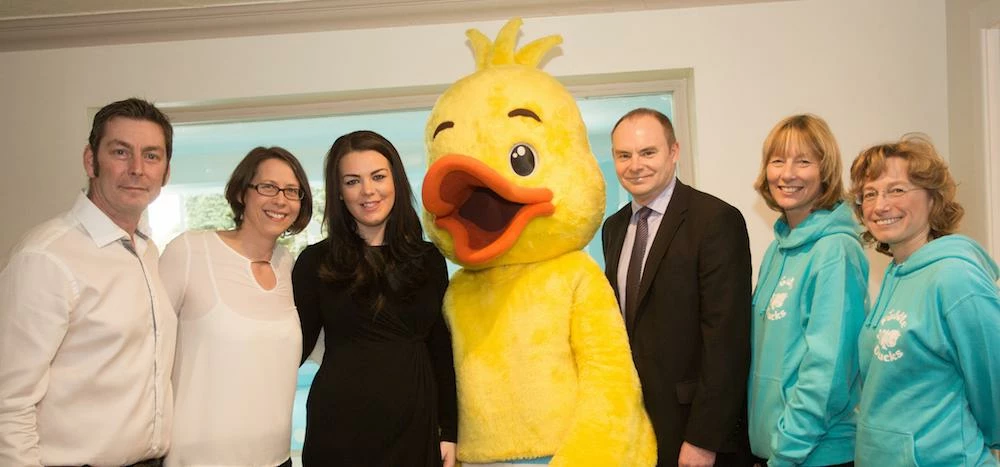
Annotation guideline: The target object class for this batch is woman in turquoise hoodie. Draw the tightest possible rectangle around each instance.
[849,134,1000,466]
[749,114,868,467]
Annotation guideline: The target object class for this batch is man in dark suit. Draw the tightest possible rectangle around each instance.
[602,108,752,467]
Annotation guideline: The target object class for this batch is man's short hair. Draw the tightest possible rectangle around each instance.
[611,107,677,146]
[88,98,173,176]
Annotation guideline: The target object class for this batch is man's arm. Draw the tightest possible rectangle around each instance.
[0,251,74,466]
[601,216,617,274]
[158,233,191,315]
[684,205,752,454]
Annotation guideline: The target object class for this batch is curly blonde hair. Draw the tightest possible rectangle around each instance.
[848,133,963,256]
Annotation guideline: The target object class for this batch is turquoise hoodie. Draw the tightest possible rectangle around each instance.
[749,202,869,466]
[856,234,1000,466]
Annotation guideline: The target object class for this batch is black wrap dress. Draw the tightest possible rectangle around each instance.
[292,240,457,466]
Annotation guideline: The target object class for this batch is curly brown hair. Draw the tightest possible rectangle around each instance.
[848,133,963,256]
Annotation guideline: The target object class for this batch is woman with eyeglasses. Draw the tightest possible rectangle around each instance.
[160,146,313,467]
[291,130,457,466]
[748,114,868,467]
[849,134,999,466]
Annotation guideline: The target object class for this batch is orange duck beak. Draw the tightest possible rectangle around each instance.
[423,154,554,266]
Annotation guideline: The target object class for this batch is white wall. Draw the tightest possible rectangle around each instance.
[0,0,949,275]
[947,0,1000,260]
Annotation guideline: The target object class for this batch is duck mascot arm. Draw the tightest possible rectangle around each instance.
[560,252,656,466]
[421,18,657,466]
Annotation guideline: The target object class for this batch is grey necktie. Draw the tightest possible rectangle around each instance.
[625,206,652,324]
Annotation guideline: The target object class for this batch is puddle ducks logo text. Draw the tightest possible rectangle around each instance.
[765,276,795,321]
[874,310,908,362]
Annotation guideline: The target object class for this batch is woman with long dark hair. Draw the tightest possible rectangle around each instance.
[292,130,457,466]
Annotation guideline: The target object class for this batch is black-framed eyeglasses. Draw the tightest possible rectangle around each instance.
[248,183,305,201]
[855,186,925,206]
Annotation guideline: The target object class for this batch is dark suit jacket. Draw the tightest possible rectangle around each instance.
[602,180,752,466]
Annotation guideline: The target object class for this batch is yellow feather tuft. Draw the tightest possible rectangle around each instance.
[490,17,521,65]
[465,28,491,71]
[515,35,563,67]
[465,17,561,71]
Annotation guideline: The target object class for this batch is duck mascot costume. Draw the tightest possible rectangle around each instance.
[421,18,657,466]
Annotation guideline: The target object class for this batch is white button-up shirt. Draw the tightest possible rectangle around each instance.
[617,176,677,314]
[0,193,176,466]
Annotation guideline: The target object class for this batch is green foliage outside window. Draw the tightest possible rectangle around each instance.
[181,187,327,258]
[184,194,236,231]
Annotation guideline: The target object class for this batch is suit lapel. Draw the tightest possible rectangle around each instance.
[604,205,631,295]
[630,181,690,331]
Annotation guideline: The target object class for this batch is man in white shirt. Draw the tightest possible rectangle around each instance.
[0,98,177,467]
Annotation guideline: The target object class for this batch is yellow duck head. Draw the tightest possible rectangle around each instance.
[422,18,605,270]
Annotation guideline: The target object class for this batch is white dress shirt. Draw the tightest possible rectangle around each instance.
[0,193,176,466]
[616,176,677,314]
[161,231,300,467]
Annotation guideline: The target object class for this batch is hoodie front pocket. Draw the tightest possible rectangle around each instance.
[748,375,785,458]
[856,422,917,467]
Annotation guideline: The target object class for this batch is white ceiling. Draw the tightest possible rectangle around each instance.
[0,0,790,52]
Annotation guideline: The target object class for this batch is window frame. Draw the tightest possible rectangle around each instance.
[161,69,695,184]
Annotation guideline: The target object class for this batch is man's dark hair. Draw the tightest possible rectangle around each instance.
[88,97,173,175]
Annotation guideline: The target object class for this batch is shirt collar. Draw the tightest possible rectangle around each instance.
[630,175,677,217]
[71,192,151,248]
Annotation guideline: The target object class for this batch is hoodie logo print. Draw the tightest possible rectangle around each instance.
[874,309,908,362]
[765,276,795,321]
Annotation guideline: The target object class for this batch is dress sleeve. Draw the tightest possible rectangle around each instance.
[426,251,457,442]
[0,251,74,466]
[769,247,868,466]
[941,270,1000,450]
[158,233,191,316]
[293,244,324,365]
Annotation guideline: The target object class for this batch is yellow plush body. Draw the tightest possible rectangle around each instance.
[421,18,656,466]
[447,252,655,465]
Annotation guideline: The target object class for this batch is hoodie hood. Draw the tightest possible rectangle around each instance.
[892,234,999,280]
[865,234,999,330]
[774,201,861,251]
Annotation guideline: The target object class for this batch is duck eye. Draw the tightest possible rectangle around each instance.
[509,143,537,176]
